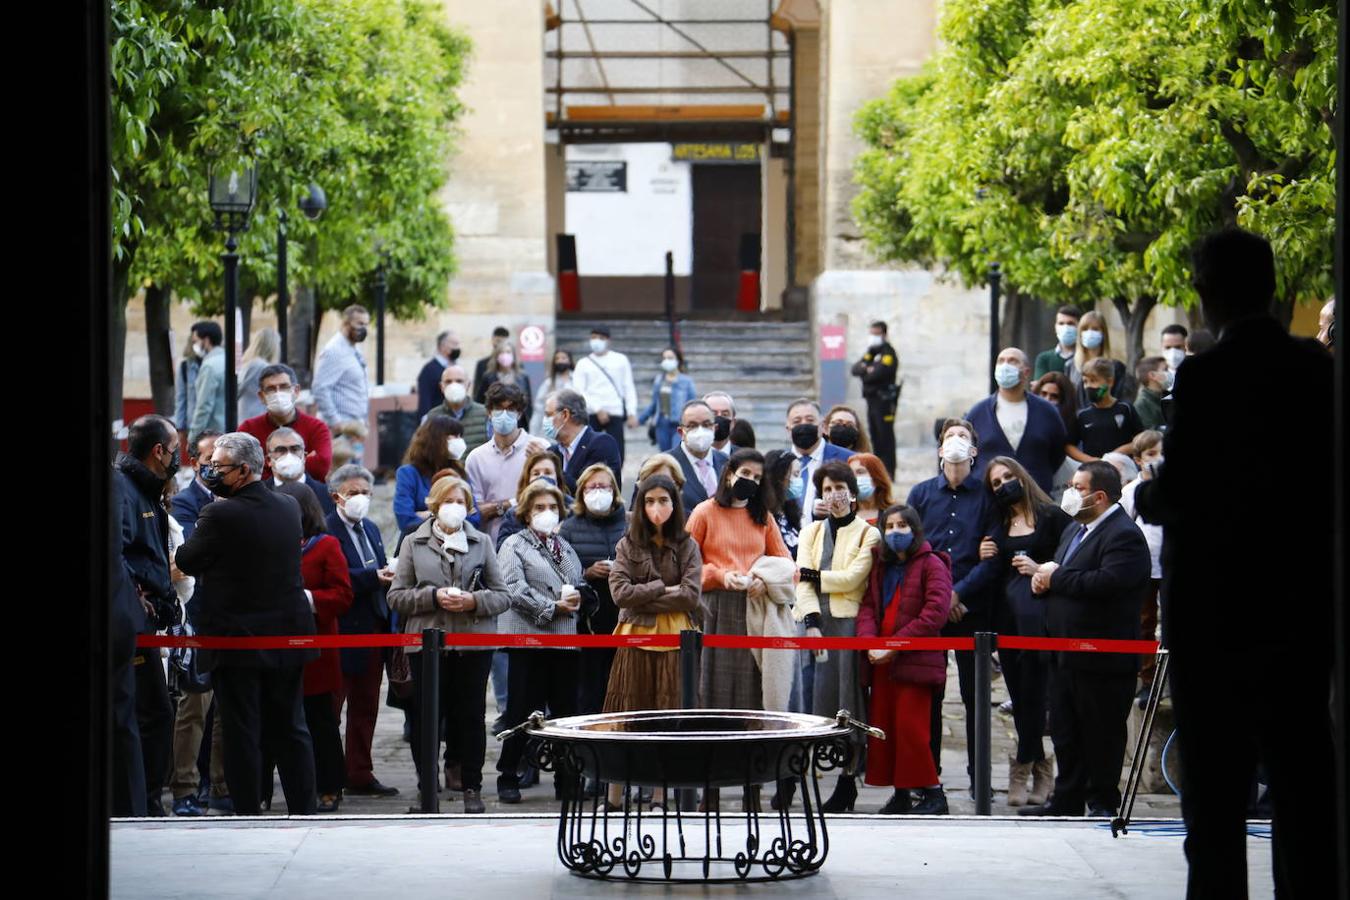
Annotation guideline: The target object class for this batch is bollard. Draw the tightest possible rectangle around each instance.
[679,630,702,811]
[419,628,443,814]
[973,631,996,816]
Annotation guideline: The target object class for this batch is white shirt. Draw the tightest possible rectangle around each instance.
[561,425,588,467]
[573,351,639,418]
[795,440,827,530]
[995,393,1029,452]
[1119,480,1162,579]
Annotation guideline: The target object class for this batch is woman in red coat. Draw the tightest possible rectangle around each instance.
[856,503,952,815]
[279,483,353,813]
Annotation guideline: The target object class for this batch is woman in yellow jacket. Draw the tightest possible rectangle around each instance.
[794,460,881,812]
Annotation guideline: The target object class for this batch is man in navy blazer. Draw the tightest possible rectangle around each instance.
[544,388,622,493]
[1021,461,1149,818]
[964,347,1067,493]
[325,463,398,797]
[667,400,729,514]
[264,426,337,518]
[785,398,852,529]
[171,430,222,539]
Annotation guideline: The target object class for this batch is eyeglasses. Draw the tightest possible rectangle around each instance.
[270,445,305,456]
[202,463,241,477]
[260,384,294,395]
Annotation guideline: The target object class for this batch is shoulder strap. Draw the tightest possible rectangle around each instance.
[583,356,627,415]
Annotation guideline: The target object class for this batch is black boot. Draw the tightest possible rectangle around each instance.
[908,786,949,816]
[770,778,796,810]
[878,789,912,814]
[820,775,858,813]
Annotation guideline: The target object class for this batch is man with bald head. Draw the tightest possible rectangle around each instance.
[964,346,1067,492]
[425,362,489,454]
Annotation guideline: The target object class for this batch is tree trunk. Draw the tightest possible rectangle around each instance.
[1111,295,1157,366]
[238,289,254,355]
[111,262,130,430]
[144,283,176,416]
[288,284,316,386]
[999,284,1053,358]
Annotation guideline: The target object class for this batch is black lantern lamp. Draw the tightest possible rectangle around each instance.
[208,167,258,432]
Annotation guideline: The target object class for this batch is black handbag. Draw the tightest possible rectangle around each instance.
[167,624,211,693]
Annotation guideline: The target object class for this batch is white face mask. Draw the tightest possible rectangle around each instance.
[683,426,714,454]
[437,501,467,530]
[660,358,679,373]
[940,436,973,465]
[443,382,467,404]
[584,489,614,514]
[1162,347,1185,370]
[589,338,608,354]
[265,390,296,417]
[531,509,559,534]
[868,333,884,347]
[1060,487,1096,519]
[342,493,371,521]
[192,342,206,359]
[446,436,467,460]
[272,453,304,480]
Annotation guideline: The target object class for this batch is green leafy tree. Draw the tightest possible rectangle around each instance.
[853,0,1336,364]
[110,0,470,412]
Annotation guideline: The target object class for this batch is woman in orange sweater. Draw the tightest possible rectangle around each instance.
[686,448,792,711]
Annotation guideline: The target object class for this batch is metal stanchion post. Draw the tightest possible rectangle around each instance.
[973,632,995,815]
[419,628,443,814]
[679,629,701,811]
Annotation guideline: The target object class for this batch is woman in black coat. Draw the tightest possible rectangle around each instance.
[979,455,1072,809]
[558,462,629,716]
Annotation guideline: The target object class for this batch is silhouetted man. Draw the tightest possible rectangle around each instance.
[1136,228,1334,898]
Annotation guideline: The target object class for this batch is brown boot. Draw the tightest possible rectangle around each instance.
[1007,756,1032,807]
[1028,756,1055,807]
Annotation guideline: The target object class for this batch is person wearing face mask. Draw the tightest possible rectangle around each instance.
[824,404,873,455]
[114,414,183,815]
[392,414,468,532]
[174,333,202,444]
[388,476,512,814]
[964,347,1068,494]
[703,391,739,455]
[572,326,640,463]
[477,339,534,425]
[236,327,281,422]
[850,320,899,475]
[669,400,730,515]
[416,330,462,420]
[533,350,575,433]
[905,418,1000,792]
[1033,305,1083,381]
[793,461,882,813]
[1069,310,1135,405]
[187,320,226,443]
[977,457,1071,808]
[1120,430,1164,706]
[322,463,399,799]
[170,430,222,540]
[1020,462,1150,819]
[265,427,336,518]
[492,449,569,550]
[559,464,628,720]
[175,431,319,817]
[785,398,852,532]
[472,326,511,399]
[495,479,586,803]
[857,504,953,815]
[241,364,335,484]
[845,452,893,525]
[762,449,803,553]
[1131,356,1169,432]
[312,304,373,430]
[1065,358,1144,463]
[543,388,622,494]
[639,347,697,452]
[1160,323,1188,374]
[465,382,551,543]
[425,363,489,453]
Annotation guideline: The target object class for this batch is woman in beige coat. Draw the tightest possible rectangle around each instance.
[387,476,511,813]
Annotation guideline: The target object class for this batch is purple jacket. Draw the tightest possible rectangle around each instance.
[856,542,953,687]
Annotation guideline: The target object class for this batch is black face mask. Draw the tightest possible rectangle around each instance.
[160,447,181,480]
[350,326,369,343]
[828,424,859,449]
[994,479,1025,508]
[790,423,819,451]
[731,476,760,501]
[713,416,732,442]
[448,348,461,362]
[554,363,571,374]
[200,465,241,499]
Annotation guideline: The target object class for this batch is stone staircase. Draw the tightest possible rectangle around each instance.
[554,318,815,477]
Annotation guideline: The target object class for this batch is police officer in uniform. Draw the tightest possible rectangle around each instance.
[851,320,899,474]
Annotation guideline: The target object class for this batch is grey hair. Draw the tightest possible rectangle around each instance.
[327,463,374,493]
[554,388,588,422]
[1102,452,1139,484]
[266,426,305,450]
[704,391,736,416]
[214,432,264,475]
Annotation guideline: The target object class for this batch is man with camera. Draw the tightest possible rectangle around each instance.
[114,414,184,815]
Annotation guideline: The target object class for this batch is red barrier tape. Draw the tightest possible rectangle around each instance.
[137,632,1159,654]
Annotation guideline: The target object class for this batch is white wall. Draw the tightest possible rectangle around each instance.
[565,143,692,276]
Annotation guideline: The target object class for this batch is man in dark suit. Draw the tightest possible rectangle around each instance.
[325,463,399,797]
[667,399,729,514]
[472,325,510,403]
[964,346,1068,493]
[415,330,460,420]
[171,430,220,540]
[175,431,318,816]
[1135,229,1335,898]
[265,427,337,518]
[544,388,622,494]
[1021,461,1149,818]
[785,398,852,530]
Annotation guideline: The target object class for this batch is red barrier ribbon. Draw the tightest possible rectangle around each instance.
[996,636,1159,654]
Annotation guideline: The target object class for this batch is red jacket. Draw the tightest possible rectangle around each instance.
[300,534,353,696]
[240,410,333,483]
[856,542,952,687]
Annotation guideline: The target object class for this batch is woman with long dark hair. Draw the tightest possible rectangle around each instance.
[394,414,468,532]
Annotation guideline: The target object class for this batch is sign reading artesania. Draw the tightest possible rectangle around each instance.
[566,161,627,192]
[671,142,761,163]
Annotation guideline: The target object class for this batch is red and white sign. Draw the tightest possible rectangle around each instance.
[518,324,548,363]
[819,324,847,361]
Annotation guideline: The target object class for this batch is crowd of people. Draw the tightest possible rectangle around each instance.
[113,228,1336,895]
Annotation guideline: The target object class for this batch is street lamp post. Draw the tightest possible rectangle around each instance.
[373,249,389,385]
[278,183,328,365]
[989,261,1002,394]
[209,167,258,433]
